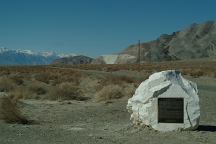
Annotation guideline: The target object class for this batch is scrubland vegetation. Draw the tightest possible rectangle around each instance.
[0,61,215,144]
[0,66,138,104]
[0,60,215,104]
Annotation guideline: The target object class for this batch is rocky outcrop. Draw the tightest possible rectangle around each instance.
[127,70,200,131]
[92,54,136,64]
[120,21,216,62]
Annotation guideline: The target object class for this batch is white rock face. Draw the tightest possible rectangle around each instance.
[115,54,136,64]
[127,70,200,132]
[95,54,137,64]
[102,55,118,64]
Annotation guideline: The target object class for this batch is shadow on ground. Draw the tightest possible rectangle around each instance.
[197,125,216,132]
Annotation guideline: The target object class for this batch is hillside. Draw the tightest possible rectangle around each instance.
[122,21,216,62]
[93,21,216,64]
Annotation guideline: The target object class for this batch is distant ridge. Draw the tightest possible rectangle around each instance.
[52,55,94,65]
[0,48,76,65]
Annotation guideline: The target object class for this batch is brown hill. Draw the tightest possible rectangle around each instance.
[120,21,216,62]
[52,55,94,65]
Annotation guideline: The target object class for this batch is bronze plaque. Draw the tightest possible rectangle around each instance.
[158,98,184,123]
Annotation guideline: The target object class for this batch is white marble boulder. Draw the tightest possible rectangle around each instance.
[127,70,200,132]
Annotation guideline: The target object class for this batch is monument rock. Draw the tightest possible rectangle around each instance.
[127,70,200,132]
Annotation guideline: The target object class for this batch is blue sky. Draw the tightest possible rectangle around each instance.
[0,0,216,57]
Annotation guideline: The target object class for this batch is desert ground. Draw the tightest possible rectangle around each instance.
[0,61,216,144]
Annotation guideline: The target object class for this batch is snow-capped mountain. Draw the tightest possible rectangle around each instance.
[0,48,76,65]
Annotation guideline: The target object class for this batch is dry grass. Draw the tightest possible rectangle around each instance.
[123,84,136,97]
[182,69,204,78]
[0,67,85,99]
[34,73,51,84]
[79,77,100,97]
[1,60,215,77]
[47,82,87,101]
[28,82,47,95]
[0,77,15,92]
[34,70,82,86]
[52,60,216,77]
[9,87,32,102]
[0,60,215,102]
[0,95,28,124]
[214,72,216,78]
[96,75,139,93]
[9,74,24,85]
[95,85,125,102]
[9,80,47,102]
[101,75,136,85]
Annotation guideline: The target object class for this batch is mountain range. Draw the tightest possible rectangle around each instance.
[93,21,216,64]
[0,48,76,65]
[1,21,216,65]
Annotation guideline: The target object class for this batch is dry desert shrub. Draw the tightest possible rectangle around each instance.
[124,83,136,97]
[9,87,31,102]
[0,77,15,92]
[0,94,28,124]
[10,74,24,85]
[51,74,81,86]
[99,75,135,87]
[1,60,216,77]
[47,82,87,101]
[214,72,216,78]
[117,75,136,83]
[34,70,83,86]
[28,82,47,95]
[182,69,204,78]
[34,73,51,84]
[79,77,100,97]
[190,70,204,78]
[95,84,125,102]
[9,82,47,102]
[60,70,83,84]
